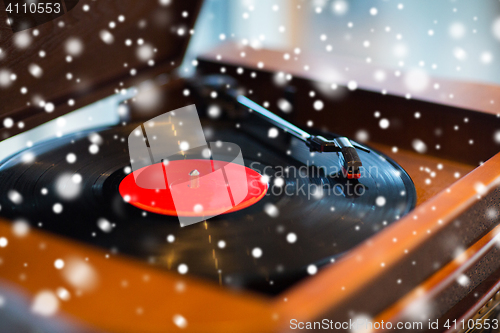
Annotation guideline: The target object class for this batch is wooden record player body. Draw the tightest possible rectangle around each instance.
[1,1,500,332]
[195,44,500,332]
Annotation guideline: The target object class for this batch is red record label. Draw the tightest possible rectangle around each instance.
[119,159,268,217]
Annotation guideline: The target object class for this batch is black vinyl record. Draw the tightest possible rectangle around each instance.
[0,119,416,295]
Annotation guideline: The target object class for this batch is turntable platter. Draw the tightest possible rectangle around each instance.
[0,119,415,295]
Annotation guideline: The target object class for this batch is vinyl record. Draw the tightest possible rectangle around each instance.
[0,119,416,295]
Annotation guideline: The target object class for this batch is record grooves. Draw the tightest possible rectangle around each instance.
[0,119,416,295]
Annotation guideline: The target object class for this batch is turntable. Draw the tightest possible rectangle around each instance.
[0,1,499,332]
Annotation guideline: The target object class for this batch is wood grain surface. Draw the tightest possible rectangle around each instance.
[0,0,202,139]
[0,220,276,333]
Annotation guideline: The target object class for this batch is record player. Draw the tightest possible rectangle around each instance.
[0,1,499,332]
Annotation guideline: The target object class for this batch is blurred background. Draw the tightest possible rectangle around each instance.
[2,0,500,160]
[184,0,500,85]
